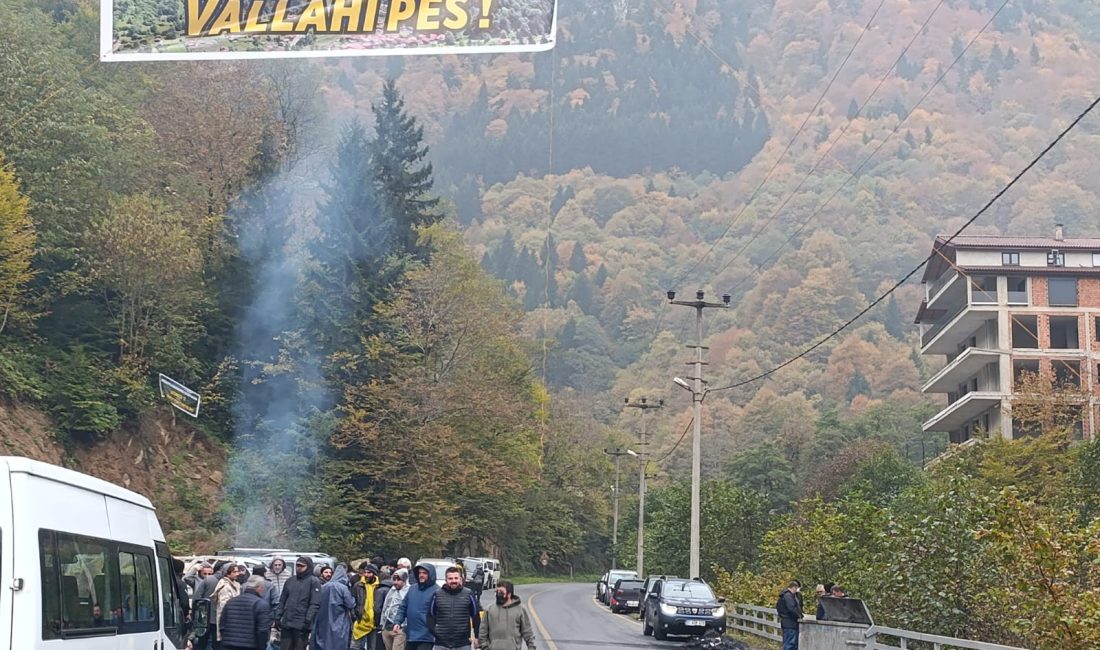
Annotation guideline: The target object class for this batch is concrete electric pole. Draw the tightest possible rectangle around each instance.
[624,397,662,577]
[668,289,729,579]
[604,448,632,569]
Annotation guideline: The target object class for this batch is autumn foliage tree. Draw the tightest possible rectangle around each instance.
[0,155,34,335]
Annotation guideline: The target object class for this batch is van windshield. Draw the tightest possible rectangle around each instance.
[664,581,715,599]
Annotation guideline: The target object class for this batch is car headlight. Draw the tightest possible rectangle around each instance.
[659,603,678,616]
[713,606,726,618]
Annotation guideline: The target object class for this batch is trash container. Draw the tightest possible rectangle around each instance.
[800,598,873,650]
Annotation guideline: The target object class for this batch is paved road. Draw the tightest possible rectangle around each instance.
[516,582,687,649]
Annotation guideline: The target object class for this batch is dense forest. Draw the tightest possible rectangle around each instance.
[3,0,1100,645]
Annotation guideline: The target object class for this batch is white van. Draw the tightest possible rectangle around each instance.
[0,456,195,649]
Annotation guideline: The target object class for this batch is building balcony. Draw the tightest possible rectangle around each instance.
[922,391,1005,433]
[920,304,999,354]
[923,348,1003,394]
[926,270,965,309]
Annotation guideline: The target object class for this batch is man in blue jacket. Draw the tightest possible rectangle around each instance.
[220,575,274,650]
[392,563,440,650]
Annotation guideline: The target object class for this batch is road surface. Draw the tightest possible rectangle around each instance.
[515,582,688,649]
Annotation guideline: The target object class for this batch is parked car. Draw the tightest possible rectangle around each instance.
[597,569,638,604]
[466,556,501,587]
[458,557,490,591]
[638,574,679,622]
[642,578,726,640]
[609,578,645,613]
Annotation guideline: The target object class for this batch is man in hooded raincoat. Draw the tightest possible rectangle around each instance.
[312,564,357,650]
[351,563,381,649]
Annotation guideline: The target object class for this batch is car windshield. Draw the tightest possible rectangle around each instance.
[609,571,636,581]
[664,582,715,599]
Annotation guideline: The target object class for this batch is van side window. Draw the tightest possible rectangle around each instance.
[118,549,158,631]
[39,529,160,638]
[40,530,62,639]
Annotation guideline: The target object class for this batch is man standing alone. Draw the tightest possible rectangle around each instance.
[478,581,534,650]
[277,556,322,650]
[776,580,804,650]
[429,567,481,650]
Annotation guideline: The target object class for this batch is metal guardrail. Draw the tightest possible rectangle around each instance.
[728,605,1028,650]
[728,603,784,642]
[865,625,1028,650]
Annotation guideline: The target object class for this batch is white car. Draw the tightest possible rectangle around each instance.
[466,557,501,588]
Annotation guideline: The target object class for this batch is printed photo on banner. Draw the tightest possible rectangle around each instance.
[101,0,557,61]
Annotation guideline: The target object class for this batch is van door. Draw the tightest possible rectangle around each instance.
[0,462,12,650]
[154,542,186,649]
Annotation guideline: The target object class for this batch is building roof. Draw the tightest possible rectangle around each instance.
[934,234,1100,250]
[922,233,1100,283]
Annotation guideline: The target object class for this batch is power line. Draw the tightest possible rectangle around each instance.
[656,416,694,463]
[705,0,951,287]
[706,89,1100,395]
[718,0,1007,296]
[670,0,889,288]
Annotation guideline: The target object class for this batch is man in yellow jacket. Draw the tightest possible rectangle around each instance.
[352,564,380,649]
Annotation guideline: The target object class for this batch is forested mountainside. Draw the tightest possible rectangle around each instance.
[377,0,1100,484]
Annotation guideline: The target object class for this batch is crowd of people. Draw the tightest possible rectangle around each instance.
[184,555,536,650]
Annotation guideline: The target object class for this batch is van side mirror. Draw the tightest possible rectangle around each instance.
[191,598,211,640]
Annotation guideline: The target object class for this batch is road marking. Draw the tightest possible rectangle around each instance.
[591,595,642,629]
[526,590,560,650]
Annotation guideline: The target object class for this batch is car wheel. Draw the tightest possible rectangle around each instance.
[653,621,668,641]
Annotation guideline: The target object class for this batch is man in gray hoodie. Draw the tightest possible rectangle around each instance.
[478,581,535,650]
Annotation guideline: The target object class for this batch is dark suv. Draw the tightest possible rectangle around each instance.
[642,578,726,640]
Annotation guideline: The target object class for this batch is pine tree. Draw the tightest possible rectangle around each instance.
[924,125,934,145]
[306,119,390,353]
[594,263,609,288]
[846,98,860,120]
[1005,47,1018,69]
[883,294,905,338]
[551,185,575,217]
[1030,43,1040,65]
[369,79,441,259]
[570,273,595,314]
[568,241,587,273]
[904,130,917,149]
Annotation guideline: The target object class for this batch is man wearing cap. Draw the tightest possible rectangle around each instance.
[277,556,323,650]
[352,563,381,649]
[380,569,410,650]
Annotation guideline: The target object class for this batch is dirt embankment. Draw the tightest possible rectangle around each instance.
[0,398,228,553]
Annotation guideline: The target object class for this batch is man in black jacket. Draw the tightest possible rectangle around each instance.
[775,580,804,650]
[221,575,274,650]
[428,567,481,650]
[277,556,323,650]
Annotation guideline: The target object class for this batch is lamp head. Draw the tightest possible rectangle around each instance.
[666,290,676,301]
[722,293,731,305]
[696,290,705,301]
[673,377,692,391]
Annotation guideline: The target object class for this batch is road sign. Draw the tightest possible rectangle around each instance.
[158,373,201,418]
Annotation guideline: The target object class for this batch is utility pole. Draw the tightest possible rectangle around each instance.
[604,448,632,569]
[668,289,729,579]
[624,397,662,577]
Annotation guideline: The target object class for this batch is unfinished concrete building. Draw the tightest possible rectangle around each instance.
[915,226,1100,442]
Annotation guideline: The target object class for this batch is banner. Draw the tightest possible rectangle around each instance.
[101,0,556,61]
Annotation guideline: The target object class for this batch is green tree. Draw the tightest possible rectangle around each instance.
[82,194,202,365]
[726,443,797,511]
[370,79,441,259]
[0,156,34,335]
